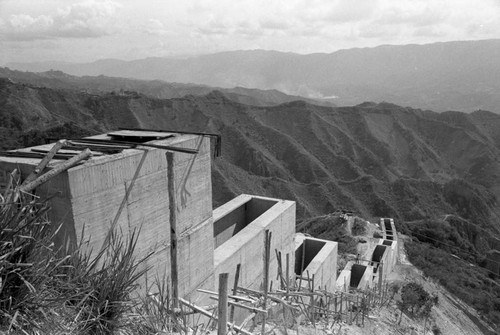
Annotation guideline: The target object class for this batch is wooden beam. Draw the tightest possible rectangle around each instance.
[178,298,252,335]
[18,148,91,197]
[196,288,254,303]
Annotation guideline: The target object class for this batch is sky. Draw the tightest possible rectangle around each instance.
[1,0,500,65]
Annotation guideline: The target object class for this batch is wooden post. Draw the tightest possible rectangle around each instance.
[349,300,353,325]
[262,230,271,335]
[361,296,365,326]
[285,253,290,299]
[339,292,343,321]
[230,264,241,323]
[218,273,229,335]
[300,239,306,279]
[378,261,383,294]
[166,152,179,306]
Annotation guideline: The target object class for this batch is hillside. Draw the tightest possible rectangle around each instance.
[2,78,500,221]
[7,39,500,113]
[0,67,334,107]
[1,78,500,330]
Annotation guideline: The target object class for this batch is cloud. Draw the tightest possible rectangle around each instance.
[0,0,121,41]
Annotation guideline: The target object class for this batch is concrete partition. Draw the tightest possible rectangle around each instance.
[213,195,296,291]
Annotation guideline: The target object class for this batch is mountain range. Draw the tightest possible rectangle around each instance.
[2,63,500,329]
[7,39,500,113]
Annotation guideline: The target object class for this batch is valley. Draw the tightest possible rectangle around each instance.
[1,69,500,330]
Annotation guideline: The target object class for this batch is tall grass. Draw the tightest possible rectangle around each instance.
[0,196,153,334]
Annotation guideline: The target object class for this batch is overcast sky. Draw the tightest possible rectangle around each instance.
[1,0,500,65]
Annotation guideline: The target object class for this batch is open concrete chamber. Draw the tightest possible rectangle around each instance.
[294,235,338,291]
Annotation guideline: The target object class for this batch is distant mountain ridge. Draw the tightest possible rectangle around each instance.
[7,39,500,113]
[2,77,500,223]
[0,67,335,107]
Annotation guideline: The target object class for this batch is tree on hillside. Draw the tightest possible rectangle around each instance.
[397,282,437,324]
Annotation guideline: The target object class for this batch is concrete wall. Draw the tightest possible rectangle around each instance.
[213,197,277,249]
[378,239,398,275]
[294,235,338,292]
[213,195,296,291]
[336,261,352,292]
[0,134,214,296]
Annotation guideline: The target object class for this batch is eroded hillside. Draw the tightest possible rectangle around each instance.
[2,77,500,329]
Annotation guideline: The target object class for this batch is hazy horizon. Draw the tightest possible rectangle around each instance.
[2,0,500,65]
[5,38,500,66]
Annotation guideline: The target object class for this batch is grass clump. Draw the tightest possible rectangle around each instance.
[0,196,152,334]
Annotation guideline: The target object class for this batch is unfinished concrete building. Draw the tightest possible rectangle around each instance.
[0,130,338,306]
[336,217,399,292]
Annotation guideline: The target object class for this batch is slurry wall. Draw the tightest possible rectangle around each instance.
[294,235,338,292]
[213,195,296,291]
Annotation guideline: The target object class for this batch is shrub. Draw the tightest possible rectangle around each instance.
[351,217,366,235]
[397,282,436,318]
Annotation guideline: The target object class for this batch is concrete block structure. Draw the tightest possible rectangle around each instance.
[0,130,340,307]
[336,217,399,292]
[0,132,214,298]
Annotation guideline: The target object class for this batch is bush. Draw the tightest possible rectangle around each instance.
[351,217,366,235]
[397,282,436,318]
